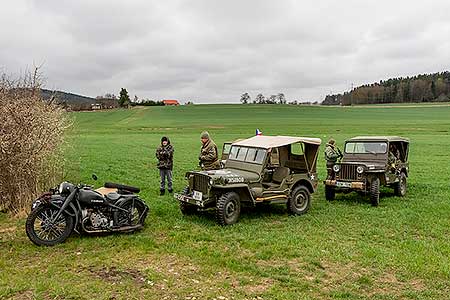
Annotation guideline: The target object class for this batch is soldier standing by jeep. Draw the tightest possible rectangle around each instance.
[388,144,399,172]
[156,136,174,195]
[324,138,342,178]
[199,131,220,170]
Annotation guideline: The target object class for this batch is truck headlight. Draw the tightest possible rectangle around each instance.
[357,166,364,174]
[333,165,340,172]
[209,179,213,185]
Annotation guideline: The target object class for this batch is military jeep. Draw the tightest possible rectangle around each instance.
[324,136,409,206]
[175,135,322,225]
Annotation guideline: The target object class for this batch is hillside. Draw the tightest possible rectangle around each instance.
[40,89,96,110]
[322,71,450,105]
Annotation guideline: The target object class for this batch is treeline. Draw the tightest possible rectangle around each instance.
[131,99,165,106]
[240,92,288,104]
[322,71,450,105]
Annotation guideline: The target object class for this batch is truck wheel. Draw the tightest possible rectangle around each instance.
[287,185,311,215]
[394,172,407,197]
[325,185,335,201]
[370,178,380,207]
[216,192,241,226]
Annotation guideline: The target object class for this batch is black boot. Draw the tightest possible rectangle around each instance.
[160,189,165,196]
[168,188,173,193]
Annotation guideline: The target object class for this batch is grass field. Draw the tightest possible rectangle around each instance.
[1,104,450,300]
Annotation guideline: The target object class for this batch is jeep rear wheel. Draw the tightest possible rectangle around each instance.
[394,172,407,197]
[287,185,311,215]
[325,185,335,201]
[370,177,380,207]
[216,192,241,226]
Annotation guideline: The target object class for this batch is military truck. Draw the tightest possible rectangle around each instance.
[324,136,409,206]
[175,135,322,225]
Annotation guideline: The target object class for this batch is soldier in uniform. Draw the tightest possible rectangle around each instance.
[156,136,174,195]
[388,144,399,172]
[199,131,220,171]
[324,138,342,178]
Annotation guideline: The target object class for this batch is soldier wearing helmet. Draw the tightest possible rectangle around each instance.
[324,138,342,178]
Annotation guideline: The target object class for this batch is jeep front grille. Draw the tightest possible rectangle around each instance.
[192,174,210,194]
[338,164,358,181]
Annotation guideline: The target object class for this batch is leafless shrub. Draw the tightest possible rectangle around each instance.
[0,68,71,215]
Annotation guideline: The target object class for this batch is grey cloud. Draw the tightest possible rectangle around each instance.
[1,0,450,103]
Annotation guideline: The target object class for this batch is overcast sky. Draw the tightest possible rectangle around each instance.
[1,0,450,103]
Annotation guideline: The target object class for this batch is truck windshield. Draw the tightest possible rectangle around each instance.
[222,143,232,155]
[345,142,387,154]
[229,146,266,164]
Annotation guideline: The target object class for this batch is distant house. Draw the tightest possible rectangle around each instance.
[162,100,180,106]
[96,97,119,109]
[91,103,102,110]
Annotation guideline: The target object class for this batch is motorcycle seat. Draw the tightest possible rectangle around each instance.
[106,192,121,202]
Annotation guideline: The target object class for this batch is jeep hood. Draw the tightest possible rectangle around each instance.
[340,160,385,170]
[196,168,260,183]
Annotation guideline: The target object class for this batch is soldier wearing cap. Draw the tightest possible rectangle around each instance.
[156,136,174,195]
[324,138,342,178]
[199,131,220,170]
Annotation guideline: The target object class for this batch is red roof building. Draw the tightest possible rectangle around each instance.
[162,100,180,106]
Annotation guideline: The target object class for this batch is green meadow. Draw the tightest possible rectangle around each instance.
[1,104,450,299]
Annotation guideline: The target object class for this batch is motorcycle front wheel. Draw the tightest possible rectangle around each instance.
[25,205,74,246]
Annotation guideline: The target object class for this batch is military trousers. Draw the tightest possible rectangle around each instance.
[326,161,336,179]
[159,168,173,191]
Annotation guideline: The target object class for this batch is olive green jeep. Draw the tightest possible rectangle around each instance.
[324,136,410,206]
[175,135,322,225]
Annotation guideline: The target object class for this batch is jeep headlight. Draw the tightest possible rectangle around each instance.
[356,166,364,174]
[333,165,340,172]
[209,179,213,185]
[58,183,64,194]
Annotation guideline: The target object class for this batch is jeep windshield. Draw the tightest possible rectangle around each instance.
[228,146,266,164]
[222,143,232,155]
[345,142,387,154]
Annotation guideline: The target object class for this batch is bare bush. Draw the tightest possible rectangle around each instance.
[0,69,71,215]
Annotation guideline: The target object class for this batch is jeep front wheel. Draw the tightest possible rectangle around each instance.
[216,192,241,226]
[288,185,311,215]
[394,172,407,197]
[325,185,335,201]
[370,177,380,207]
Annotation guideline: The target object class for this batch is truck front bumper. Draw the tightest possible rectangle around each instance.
[174,193,205,207]
[324,180,365,190]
